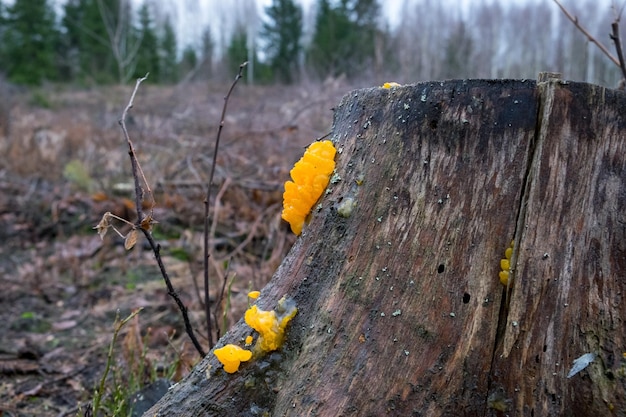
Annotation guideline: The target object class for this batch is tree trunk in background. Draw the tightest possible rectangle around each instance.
[146,78,626,416]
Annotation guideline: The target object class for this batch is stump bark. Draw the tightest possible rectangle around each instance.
[146,78,626,416]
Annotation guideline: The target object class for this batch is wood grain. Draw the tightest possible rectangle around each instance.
[146,79,626,416]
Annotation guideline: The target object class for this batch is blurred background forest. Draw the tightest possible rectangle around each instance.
[0,0,623,87]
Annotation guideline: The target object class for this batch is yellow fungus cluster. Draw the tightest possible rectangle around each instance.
[382,82,401,88]
[282,140,336,235]
[213,344,252,373]
[499,240,514,286]
[245,297,298,353]
[213,294,297,374]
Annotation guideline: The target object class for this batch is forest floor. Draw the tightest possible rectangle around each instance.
[0,77,351,416]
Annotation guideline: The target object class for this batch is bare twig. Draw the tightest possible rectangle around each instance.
[209,177,233,260]
[206,177,232,319]
[119,74,206,357]
[214,262,233,341]
[216,202,279,263]
[203,61,248,349]
[553,0,621,67]
[611,19,626,80]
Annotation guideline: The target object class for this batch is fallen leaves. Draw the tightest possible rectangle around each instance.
[95,211,148,251]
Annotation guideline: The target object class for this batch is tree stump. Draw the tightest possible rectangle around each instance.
[146,78,626,416]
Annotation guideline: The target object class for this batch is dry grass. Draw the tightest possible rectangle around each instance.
[0,78,351,416]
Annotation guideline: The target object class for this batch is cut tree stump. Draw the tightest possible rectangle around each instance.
[146,78,626,416]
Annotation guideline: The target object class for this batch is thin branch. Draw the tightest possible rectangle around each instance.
[203,61,248,349]
[553,0,621,67]
[209,177,232,259]
[119,74,149,226]
[119,74,206,357]
[611,20,626,81]
[215,202,279,264]
[214,262,233,341]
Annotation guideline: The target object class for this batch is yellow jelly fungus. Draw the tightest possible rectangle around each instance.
[282,140,336,235]
[245,335,253,345]
[244,297,298,353]
[499,270,509,286]
[500,259,510,271]
[248,290,260,299]
[213,344,252,374]
[382,82,401,89]
[499,240,514,286]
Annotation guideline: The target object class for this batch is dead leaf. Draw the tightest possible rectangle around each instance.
[140,214,158,232]
[66,377,84,392]
[94,212,111,240]
[125,229,138,250]
[91,191,109,202]
[52,320,78,331]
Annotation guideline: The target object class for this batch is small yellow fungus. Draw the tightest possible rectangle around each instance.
[499,270,509,285]
[499,240,514,286]
[382,82,401,89]
[282,140,336,235]
[213,344,252,373]
[245,335,253,345]
[500,259,510,271]
[248,290,260,299]
[244,297,297,353]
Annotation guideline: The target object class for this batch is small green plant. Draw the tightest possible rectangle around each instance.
[20,311,35,319]
[88,65,251,413]
[29,89,53,108]
[63,159,94,192]
[221,273,237,336]
[91,308,142,417]
[85,308,187,416]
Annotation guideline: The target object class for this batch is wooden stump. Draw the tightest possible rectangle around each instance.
[146,78,626,416]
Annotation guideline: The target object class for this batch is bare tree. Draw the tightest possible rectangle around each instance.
[388,0,620,86]
[96,0,143,83]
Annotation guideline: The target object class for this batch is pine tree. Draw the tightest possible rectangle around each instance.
[260,0,303,84]
[227,25,249,78]
[442,20,473,79]
[308,0,348,78]
[226,24,271,84]
[179,45,197,79]
[2,0,60,84]
[0,1,6,73]
[342,0,380,73]
[159,16,178,83]
[198,27,214,78]
[134,2,159,81]
[62,0,82,79]
[308,0,381,79]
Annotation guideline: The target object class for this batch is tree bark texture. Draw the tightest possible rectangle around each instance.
[146,79,626,416]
